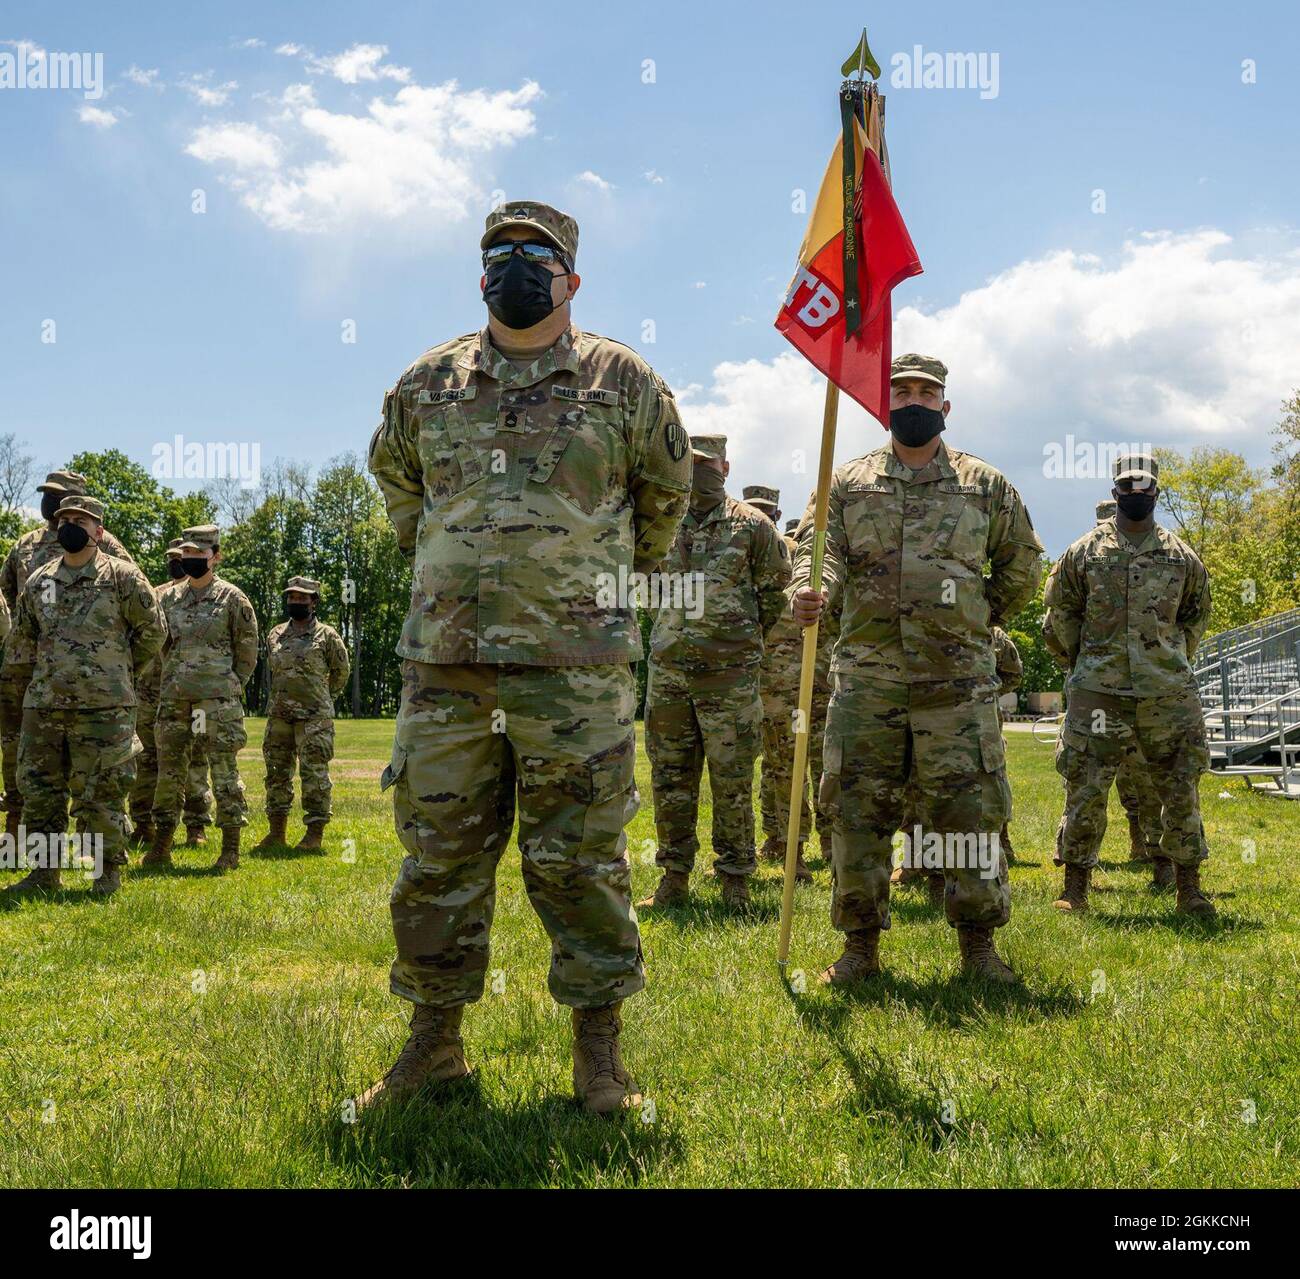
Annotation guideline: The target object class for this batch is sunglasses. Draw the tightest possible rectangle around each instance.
[482,240,570,271]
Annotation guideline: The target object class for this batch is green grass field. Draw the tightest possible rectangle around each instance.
[1,718,1296,1188]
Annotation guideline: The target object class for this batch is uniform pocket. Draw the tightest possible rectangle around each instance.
[978,700,1006,773]
[530,403,625,517]
[818,732,844,819]
[417,401,483,504]
[380,743,407,792]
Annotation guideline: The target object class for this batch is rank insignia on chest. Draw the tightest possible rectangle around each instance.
[418,386,477,405]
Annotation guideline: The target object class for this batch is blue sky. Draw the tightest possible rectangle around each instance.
[2,0,1298,553]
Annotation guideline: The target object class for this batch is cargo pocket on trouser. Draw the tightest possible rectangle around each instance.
[76,714,139,868]
[204,702,248,828]
[1052,724,1110,870]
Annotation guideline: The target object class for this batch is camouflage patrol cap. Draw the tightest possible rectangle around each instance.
[55,494,104,522]
[890,353,948,388]
[38,469,89,495]
[1095,499,1117,522]
[742,484,780,511]
[690,434,727,461]
[1112,453,1159,486]
[165,537,183,558]
[481,201,578,263]
[178,524,220,552]
[785,518,800,533]
[284,576,322,597]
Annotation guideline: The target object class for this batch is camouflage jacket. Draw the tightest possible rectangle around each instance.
[648,495,792,674]
[1043,519,1211,697]
[759,532,804,697]
[0,592,9,646]
[14,548,164,709]
[789,439,1043,684]
[368,325,692,666]
[135,580,175,706]
[992,625,1023,696]
[158,575,259,701]
[266,618,350,719]
[1,525,135,668]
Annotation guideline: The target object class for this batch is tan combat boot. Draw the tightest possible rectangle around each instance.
[93,864,122,896]
[957,924,1017,983]
[636,869,689,910]
[185,824,207,847]
[296,821,327,851]
[1053,864,1090,913]
[141,824,175,868]
[252,813,288,851]
[1150,856,1175,891]
[1174,862,1217,919]
[572,1002,641,1116]
[719,873,751,910]
[890,863,925,888]
[214,827,240,871]
[2,865,61,896]
[357,1004,469,1112]
[759,834,782,861]
[927,873,946,908]
[819,928,882,985]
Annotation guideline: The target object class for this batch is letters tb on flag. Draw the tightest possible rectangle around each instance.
[775,112,922,426]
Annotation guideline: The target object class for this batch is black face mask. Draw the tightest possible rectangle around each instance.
[286,602,312,621]
[889,404,946,448]
[56,523,91,553]
[167,559,187,580]
[483,255,561,330]
[181,556,210,579]
[1115,490,1157,520]
[41,493,63,522]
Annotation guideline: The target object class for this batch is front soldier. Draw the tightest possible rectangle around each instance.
[639,438,791,911]
[364,201,691,1115]
[1045,455,1215,917]
[791,354,1043,983]
[0,470,135,838]
[4,497,163,896]
[253,577,349,851]
[144,526,258,872]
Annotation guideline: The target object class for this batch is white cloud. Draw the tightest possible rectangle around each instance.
[179,75,239,106]
[275,41,410,84]
[644,169,664,184]
[186,76,543,233]
[238,38,265,49]
[123,65,161,89]
[678,230,1300,553]
[78,105,120,129]
[275,43,304,57]
[185,122,282,169]
[576,169,613,192]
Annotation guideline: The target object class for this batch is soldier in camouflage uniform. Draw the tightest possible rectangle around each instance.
[362,201,691,1116]
[746,485,813,884]
[2,497,163,897]
[0,471,135,838]
[639,437,791,912]
[791,354,1043,983]
[1044,455,1215,917]
[143,526,258,873]
[129,541,213,850]
[252,577,349,852]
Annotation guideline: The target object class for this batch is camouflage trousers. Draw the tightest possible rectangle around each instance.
[759,679,811,851]
[384,660,643,1011]
[645,663,763,878]
[152,698,248,830]
[17,706,138,869]
[1115,752,1164,854]
[821,673,1012,932]
[0,664,33,814]
[1055,686,1207,868]
[264,715,335,823]
[130,693,212,828]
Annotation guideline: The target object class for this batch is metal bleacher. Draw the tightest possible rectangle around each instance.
[1196,607,1300,798]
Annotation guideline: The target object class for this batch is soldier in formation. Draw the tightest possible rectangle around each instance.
[364,201,691,1115]
[1044,455,1215,917]
[3,496,163,897]
[639,436,791,912]
[253,576,350,851]
[143,526,258,872]
[790,354,1043,984]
